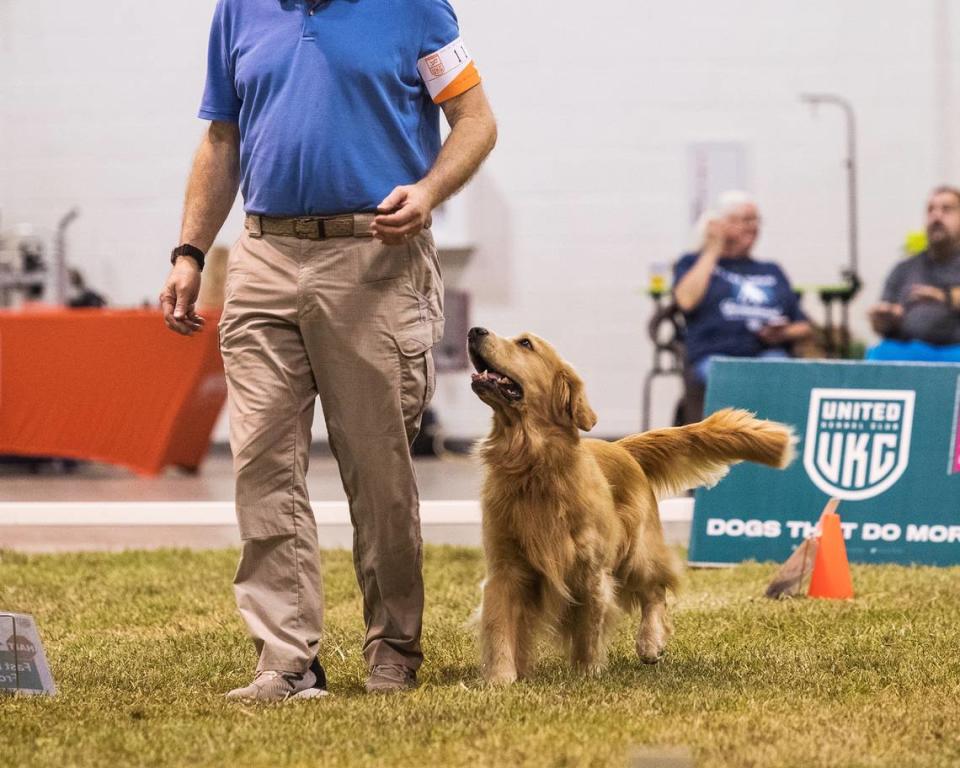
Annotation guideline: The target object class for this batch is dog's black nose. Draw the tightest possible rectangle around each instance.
[468,327,489,342]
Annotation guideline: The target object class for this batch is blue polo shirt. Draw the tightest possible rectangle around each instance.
[199,0,481,216]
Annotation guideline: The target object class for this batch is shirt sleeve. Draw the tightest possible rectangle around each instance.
[198,0,241,122]
[785,291,807,323]
[417,0,481,104]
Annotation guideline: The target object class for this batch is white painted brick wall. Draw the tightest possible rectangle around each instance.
[2,1,958,441]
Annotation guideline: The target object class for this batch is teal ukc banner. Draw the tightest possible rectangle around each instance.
[687,359,960,566]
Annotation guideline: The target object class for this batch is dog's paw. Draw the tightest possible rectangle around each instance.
[483,669,518,686]
[635,620,669,664]
[570,657,607,677]
[635,637,666,665]
[582,663,606,678]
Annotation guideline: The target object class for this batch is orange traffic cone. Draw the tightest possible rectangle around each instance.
[807,499,854,599]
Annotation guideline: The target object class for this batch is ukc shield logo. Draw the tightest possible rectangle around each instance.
[803,388,915,501]
[426,53,445,77]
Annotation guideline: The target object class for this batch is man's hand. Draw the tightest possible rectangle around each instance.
[757,319,813,346]
[372,183,437,245]
[868,302,904,336]
[756,319,790,346]
[907,284,947,305]
[160,258,204,336]
[702,217,726,258]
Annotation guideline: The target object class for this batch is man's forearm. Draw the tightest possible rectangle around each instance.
[179,121,241,253]
[420,103,497,209]
[674,251,719,312]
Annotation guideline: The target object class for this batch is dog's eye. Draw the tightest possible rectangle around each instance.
[518,338,534,350]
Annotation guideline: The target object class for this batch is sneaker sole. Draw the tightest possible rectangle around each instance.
[289,687,330,700]
[225,688,330,702]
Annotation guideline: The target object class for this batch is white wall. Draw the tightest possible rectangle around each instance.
[2,1,958,441]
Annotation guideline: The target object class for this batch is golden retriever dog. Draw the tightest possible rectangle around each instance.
[467,327,795,684]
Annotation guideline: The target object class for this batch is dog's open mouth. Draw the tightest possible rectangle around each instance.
[469,350,523,402]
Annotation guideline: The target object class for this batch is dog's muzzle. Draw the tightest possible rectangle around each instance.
[468,331,523,402]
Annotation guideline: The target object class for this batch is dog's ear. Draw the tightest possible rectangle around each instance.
[553,365,598,432]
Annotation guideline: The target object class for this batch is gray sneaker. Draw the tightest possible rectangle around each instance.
[226,658,329,702]
[364,664,418,694]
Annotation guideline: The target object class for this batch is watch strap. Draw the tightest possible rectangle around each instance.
[170,244,205,271]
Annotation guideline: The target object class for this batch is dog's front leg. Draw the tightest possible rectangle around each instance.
[636,584,671,664]
[480,570,530,685]
[567,568,615,676]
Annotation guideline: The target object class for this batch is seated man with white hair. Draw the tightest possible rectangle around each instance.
[672,191,812,422]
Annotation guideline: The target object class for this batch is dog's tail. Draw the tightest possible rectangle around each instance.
[617,408,796,499]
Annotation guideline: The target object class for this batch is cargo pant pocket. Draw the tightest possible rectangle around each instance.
[234,485,300,541]
[408,231,444,323]
[235,509,299,542]
[395,323,437,442]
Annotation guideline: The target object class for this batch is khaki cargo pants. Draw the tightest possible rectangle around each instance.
[218,216,444,674]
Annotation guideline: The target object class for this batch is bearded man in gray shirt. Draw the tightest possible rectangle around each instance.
[870,186,960,349]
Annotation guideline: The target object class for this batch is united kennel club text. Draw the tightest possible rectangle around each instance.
[812,400,903,489]
[706,518,960,543]
[819,400,903,423]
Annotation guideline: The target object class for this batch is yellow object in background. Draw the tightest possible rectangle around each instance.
[904,230,927,257]
[647,261,670,297]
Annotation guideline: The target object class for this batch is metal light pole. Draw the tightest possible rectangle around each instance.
[53,208,80,306]
[800,93,862,357]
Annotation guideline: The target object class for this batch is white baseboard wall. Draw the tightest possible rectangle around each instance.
[0,498,694,552]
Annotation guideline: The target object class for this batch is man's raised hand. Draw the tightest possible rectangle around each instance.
[372,183,436,245]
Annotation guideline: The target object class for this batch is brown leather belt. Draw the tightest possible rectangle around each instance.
[245,213,375,240]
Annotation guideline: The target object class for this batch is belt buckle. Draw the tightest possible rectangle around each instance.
[246,215,263,238]
[294,217,321,238]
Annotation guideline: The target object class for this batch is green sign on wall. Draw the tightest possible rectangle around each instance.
[688,359,960,566]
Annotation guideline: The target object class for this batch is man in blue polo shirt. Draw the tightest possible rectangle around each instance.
[158,0,496,700]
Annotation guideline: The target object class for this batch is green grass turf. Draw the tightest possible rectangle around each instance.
[1,546,959,768]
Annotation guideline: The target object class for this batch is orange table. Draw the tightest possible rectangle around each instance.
[0,308,227,476]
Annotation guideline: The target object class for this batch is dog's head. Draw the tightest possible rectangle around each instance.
[467,327,597,432]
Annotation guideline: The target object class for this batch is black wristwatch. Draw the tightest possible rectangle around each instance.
[170,244,205,271]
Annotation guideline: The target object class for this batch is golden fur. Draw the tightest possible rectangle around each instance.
[468,329,795,684]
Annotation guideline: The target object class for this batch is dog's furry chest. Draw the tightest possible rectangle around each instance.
[480,484,609,581]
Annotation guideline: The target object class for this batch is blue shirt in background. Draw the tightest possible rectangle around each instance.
[200,0,480,216]
[673,253,807,368]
